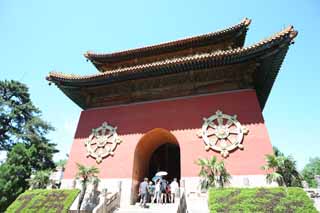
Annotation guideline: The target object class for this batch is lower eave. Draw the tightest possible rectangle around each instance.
[52,43,290,111]
[48,26,297,110]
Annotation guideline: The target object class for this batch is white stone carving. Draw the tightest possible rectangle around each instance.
[85,122,122,163]
[198,110,249,157]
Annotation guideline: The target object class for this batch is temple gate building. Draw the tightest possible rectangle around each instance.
[47,18,297,205]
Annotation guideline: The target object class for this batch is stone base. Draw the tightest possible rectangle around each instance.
[61,175,275,206]
[61,178,132,207]
[182,175,276,195]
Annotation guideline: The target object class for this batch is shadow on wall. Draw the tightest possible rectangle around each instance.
[73,90,264,139]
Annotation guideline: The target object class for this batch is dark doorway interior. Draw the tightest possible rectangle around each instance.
[148,143,181,182]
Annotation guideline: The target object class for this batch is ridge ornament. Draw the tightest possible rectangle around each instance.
[85,122,122,163]
[197,110,249,158]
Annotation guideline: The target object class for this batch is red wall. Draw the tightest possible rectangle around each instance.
[64,89,273,179]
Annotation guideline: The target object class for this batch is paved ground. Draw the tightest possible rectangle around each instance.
[114,202,179,213]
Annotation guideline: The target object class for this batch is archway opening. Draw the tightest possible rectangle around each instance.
[131,128,180,204]
[148,143,180,181]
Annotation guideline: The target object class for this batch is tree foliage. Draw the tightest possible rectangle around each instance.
[0,144,31,211]
[302,157,320,188]
[0,80,51,150]
[197,156,231,190]
[0,80,57,212]
[262,147,302,187]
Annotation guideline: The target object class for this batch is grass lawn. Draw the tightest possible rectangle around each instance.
[5,189,80,213]
[209,187,317,213]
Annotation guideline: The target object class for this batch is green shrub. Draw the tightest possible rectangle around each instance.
[5,189,80,213]
[209,187,317,213]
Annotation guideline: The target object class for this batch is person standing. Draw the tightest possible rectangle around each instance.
[148,181,155,203]
[166,182,171,203]
[170,178,179,203]
[160,178,167,204]
[139,177,149,208]
[153,179,161,203]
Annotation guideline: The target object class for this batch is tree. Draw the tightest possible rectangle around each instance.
[0,144,32,212]
[27,170,51,189]
[197,156,231,190]
[0,80,57,211]
[0,80,57,170]
[302,157,320,188]
[1,81,40,149]
[75,163,99,212]
[262,147,302,187]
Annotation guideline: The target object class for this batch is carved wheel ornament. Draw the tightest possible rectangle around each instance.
[85,122,122,163]
[197,110,249,158]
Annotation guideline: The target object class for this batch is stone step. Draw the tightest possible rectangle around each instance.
[114,203,178,213]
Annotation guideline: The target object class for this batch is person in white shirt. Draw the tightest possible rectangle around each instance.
[170,178,179,203]
[153,179,161,203]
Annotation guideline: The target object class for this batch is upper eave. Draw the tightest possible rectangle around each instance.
[48,26,297,86]
[84,18,251,70]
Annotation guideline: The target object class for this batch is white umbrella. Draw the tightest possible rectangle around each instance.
[155,171,168,176]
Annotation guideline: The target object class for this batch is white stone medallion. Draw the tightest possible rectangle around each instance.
[85,122,122,163]
[197,110,249,157]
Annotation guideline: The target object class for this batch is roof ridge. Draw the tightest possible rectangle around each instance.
[84,18,251,59]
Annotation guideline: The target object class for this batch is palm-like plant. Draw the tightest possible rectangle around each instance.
[266,172,285,186]
[197,157,216,189]
[27,170,51,189]
[262,154,286,186]
[215,160,231,188]
[197,156,230,190]
[282,155,302,187]
[262,150,302,187]
[76,163,99,212]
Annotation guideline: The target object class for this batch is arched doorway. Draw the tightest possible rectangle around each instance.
[148,143,180,181]
[131,128,181,204]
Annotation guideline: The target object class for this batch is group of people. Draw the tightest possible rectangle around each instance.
[139,177,179,208]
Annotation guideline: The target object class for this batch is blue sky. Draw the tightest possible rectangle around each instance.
[1,0,319,169]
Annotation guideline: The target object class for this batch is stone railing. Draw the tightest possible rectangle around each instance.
[304,188,320,212]
[177,188,187,213]
[93,192,120,213]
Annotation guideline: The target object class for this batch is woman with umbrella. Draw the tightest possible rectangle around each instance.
[152,171,168,203]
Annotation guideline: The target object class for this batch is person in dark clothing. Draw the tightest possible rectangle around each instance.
[148,181,155,203]
[139,177,149,207]
[160,178,167,203]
